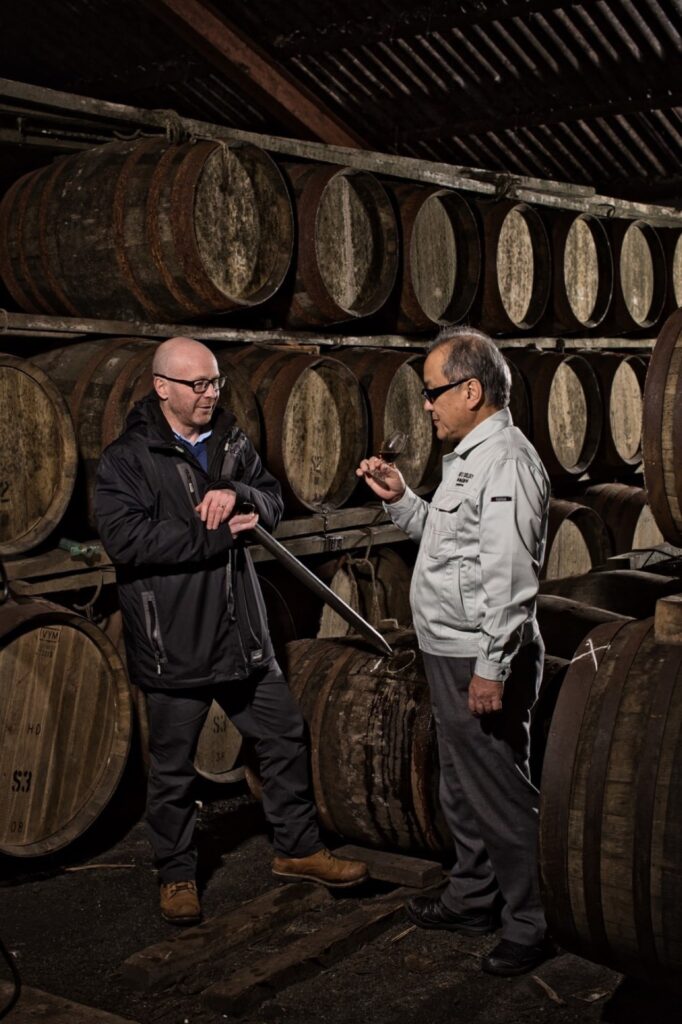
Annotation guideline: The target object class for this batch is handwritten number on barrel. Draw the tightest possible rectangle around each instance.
[0,481,9,503]
[11,770,32,793]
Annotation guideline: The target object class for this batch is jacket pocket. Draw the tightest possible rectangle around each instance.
[426,491,465,560]
[141,590,167,676]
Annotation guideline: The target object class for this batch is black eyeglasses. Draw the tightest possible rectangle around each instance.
[421,377,471,403]
[155,373,226,394]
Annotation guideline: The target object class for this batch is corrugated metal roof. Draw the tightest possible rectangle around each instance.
[0,0,680,201]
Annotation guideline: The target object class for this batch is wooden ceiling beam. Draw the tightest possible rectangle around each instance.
[140,0,367,147]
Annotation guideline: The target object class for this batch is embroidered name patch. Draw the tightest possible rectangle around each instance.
[456,471,474,487]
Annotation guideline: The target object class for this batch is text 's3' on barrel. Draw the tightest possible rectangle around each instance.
[539,617,682,991]
[0,139,294,322]
[642,306,682,546]
[0,599,132,858]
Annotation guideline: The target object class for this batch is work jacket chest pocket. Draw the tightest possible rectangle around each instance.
[427,492,465,559]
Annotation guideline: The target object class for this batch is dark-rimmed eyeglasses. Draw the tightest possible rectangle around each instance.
[155,373,226,394]
[421,377,471,404]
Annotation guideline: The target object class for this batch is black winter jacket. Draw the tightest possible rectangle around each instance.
[94,394,284,690]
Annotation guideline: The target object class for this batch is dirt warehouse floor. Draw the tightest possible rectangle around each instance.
[1,788,680,1024]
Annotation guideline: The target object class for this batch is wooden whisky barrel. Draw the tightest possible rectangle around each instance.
[544,211,613,332]
[539,617,682,987]
[543,499,612,580]
[279,163,399,326]
[0,139,293,321]
[32,338,260,524]
[661,227,682,316]
[333,348,441,493]
[226,346,367,513]
[475,199,551,332]
[581,353,647,475]
[540,569,681,619]
[642,307,682,545]
[602,219,667,332]
[581,484,664,553]
[0,600,132,857]
[0,356,78,556]
[385,183,481,331]
[287,631,450,854]
[507,351,602,479]
[536,594,631,661]
[317,548,413,638]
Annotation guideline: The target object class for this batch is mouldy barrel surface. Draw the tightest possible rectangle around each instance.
[385,183,481,332]
[0,600,132,857]
[539,617,682,989]
[474,199,551,332]
[542,211,613,332]
[507,351,602,480]
[642,307,682,545]
[602,218,667,332]
[277,163,399,327]
[225,345,367,513]
[0,356,78,555]
[0,139,294,322]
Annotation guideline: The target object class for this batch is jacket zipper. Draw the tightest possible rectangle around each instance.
[142,591,166,675]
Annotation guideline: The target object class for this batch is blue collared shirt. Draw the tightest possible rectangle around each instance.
[173,430,212,472]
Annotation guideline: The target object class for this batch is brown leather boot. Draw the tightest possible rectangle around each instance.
[159,880,201,925]
[272,847,368,888]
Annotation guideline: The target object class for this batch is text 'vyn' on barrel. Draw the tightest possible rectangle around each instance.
[539,617,682,989]
[0,355,78,556]
[0,600,132,857]
[277,163,399,327]
[224,345,368,514]
[0,139,294,322]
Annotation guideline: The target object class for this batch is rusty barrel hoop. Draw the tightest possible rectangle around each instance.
[0,599,132,857]
[642,307,682,545]
[539,617,682,987]
[0,355,78,556]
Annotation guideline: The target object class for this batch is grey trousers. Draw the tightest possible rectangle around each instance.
[422,638,546,945]
[144,661,322,883]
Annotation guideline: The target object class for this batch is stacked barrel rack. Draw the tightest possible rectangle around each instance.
[1,80,682,990]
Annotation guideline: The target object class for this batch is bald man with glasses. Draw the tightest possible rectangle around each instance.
[358,326,553,977]
[95,337,367,925]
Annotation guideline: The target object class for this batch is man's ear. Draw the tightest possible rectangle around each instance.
[153,376,167,401]
[466,378,484,408]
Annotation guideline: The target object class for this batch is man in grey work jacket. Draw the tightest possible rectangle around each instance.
[357,327,552,976]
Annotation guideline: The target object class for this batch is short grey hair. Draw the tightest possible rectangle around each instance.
[428,326,511,408]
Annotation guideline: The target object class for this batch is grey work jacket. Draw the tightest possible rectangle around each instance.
[385,408,550,682]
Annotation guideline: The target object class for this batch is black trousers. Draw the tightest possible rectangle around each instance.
[144,661,322,883]
[422,638,547,945]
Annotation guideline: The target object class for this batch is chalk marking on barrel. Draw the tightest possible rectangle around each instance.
[571,640,611,669]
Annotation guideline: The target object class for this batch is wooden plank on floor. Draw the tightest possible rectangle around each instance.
[334,845,443,888]
[0,982,141,1023]
[201,886,421,1014]
[119,882,331,992]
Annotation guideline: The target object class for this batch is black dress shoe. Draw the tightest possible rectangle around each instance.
[405,895,497,935]
[481,938,556,976]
